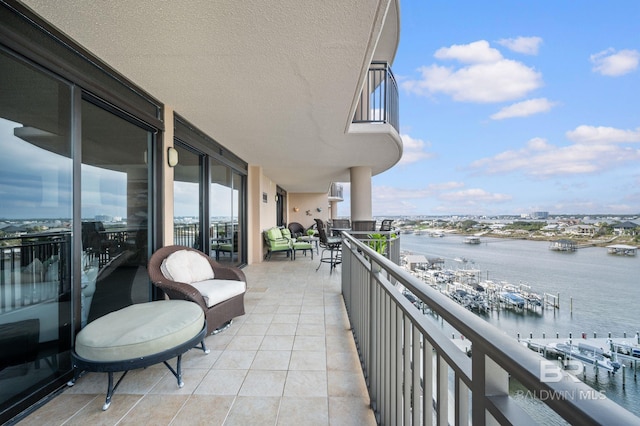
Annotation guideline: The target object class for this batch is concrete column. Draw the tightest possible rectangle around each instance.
[350,166,372,221]
[329,200,338,219]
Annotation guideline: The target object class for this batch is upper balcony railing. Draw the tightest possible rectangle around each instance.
[328,183,344,201]
[339,233,639,425]
[352,62,399,133]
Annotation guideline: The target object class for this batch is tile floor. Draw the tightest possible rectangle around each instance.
[18,256,376,425]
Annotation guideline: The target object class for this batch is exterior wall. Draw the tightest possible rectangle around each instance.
[288,193,329,229]
[162,106,175,246]
[247,166,285,264]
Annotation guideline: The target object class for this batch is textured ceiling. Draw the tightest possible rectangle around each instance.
[22,0,401,193]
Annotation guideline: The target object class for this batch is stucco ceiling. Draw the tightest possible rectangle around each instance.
[21,0,401,193]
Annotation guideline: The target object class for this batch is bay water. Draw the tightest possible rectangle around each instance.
[400,233,640,418]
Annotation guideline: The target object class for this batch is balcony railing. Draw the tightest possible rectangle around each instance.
[353,62,399,133]
[329,182,344,200]
[340,233,638,425]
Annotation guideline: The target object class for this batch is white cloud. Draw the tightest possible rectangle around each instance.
[398,134,435,164]
[590,48,640,76]
[434,40,502,64]
[490,98,557,120]
[372,181,465,203]
[470,135,640,178]
[497,36,543,55]
[566,125,640,144]
[402,40,543,103]
[438,188,512,203]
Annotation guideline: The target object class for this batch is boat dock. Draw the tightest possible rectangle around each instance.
[522,333,640,382]
[607,244,638,256]
[450,332,640,386]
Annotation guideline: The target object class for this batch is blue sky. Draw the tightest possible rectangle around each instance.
[354,1,640,217]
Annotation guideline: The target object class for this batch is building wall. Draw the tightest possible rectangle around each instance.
[162,107,175,246]
[287,193,329,229]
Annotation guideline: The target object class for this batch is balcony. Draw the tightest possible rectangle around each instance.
[328,183,344,202]
[352,62,400,133]
[16,234,638,424]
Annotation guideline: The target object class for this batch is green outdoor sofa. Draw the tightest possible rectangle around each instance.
[263,227,313,260]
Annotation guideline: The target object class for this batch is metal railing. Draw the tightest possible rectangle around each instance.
[1,233,70,313]
[340,233,639,425]
[353,62,399,132]
[329,182,344,200]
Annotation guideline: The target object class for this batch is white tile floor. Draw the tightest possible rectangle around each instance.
[18,256,376,425]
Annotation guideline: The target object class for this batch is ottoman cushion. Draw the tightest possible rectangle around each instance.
[75,300,204,362]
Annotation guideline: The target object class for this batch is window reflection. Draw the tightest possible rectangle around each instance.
[0,51,72,413]
[80,100,152,324]
[173,144,202,250]
[210,159,243,265]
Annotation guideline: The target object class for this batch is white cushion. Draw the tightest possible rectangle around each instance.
[161,249,214,284]
[189,279,246,307]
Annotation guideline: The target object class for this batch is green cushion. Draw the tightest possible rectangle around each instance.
[280,228,291,239]
[293,241,312,249]
[270,240,291,251]
[75,300,204,362]
[266,227,283,240]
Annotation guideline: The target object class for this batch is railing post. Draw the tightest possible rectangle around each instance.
[437,354,449,425]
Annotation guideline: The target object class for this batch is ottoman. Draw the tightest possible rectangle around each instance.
[68,300,208,410]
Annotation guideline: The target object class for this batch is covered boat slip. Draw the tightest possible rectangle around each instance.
[607,244,638,256]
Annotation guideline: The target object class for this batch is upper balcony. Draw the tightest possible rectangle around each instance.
[352,62,400,134]
[328,182,344,202]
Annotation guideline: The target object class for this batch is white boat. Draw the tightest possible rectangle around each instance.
[464,236,481,244]
[548,342,621,373]
[499,292,525,309]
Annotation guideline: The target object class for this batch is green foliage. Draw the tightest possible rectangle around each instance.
[504,221,545,232]
[459,220,478,230]
[368,232,396,255]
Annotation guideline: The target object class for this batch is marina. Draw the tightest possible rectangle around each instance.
[399,232,640,416]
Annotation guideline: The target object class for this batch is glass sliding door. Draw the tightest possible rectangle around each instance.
[0,50,73,417]
[173,143,202,250]
[231,171,244,263]
[80,100,153,324]
[210,159,244,266]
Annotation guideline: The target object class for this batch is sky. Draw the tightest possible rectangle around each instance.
[348,0,640,217]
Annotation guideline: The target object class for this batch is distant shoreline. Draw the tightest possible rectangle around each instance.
[421,229,637,248]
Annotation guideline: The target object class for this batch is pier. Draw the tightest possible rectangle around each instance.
[451,332,640,391]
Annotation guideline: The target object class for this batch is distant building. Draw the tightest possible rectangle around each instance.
[531,211,549,220]
[613,221,638,236]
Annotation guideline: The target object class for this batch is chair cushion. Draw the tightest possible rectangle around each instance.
[161,249,214,284]
[189,279,246,307]
[280,228,292,239]
[293,241,312,249]
[75,300,204,362]
[266,227,283,240]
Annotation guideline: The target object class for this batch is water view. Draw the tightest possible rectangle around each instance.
[400,233,640,417]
